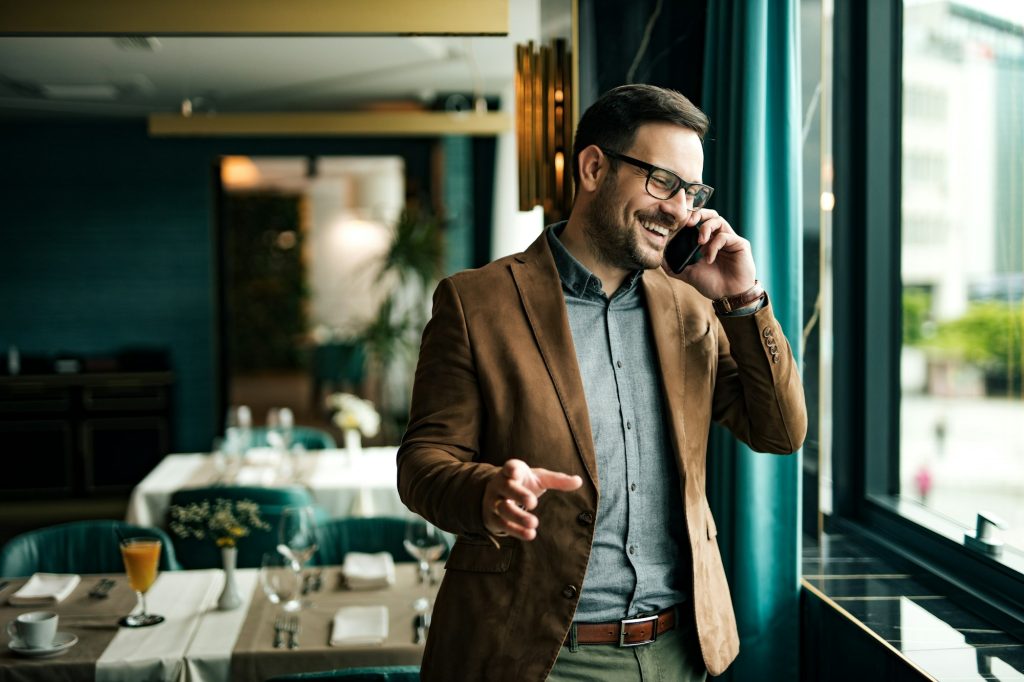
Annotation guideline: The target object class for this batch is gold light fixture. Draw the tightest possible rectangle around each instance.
[516,38,573,222]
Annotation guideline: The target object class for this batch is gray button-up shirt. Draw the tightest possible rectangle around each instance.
[547,225,689,623]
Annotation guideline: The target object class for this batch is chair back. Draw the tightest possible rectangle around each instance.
[0,520,181,577]
[168,486,318,569]
[266,665,419,681]
[250,426,336,450]
[315,516,450,566]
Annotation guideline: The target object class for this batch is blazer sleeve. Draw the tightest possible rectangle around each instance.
[710,295,807,454]
[396,277,501,535]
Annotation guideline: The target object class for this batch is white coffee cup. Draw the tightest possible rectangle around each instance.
[6,611,58,649]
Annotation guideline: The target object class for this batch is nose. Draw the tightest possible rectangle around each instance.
[657,191,692,224]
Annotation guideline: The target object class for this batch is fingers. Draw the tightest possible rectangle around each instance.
[484,460,583,541]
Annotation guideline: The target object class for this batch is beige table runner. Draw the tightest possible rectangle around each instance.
[230,564,438,681]
[0,575,136,682]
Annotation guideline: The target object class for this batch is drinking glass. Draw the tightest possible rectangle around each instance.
[225,405,252,459]
[260,552,302,612]
[403,517,446,587]
[118,538,165,627]
[277,506,319,571]
[266,407,294,452]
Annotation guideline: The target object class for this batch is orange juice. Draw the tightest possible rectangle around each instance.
[120,539,161,593]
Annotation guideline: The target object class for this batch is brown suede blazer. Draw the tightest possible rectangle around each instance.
[397,231,807,681]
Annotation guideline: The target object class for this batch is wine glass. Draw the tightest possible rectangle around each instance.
[118,537,165,627]
[266,407,294,452]
[225,405,252,460]
[403,517,446,588]
[277,506,319,571]
[260,552,302,612]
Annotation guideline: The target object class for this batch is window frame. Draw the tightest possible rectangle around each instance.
[830,0,1024,634]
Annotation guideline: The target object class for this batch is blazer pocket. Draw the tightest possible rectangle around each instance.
[705,504,719,540]
[445,538,516,573]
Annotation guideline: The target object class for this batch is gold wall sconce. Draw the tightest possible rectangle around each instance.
[516,38,573,223]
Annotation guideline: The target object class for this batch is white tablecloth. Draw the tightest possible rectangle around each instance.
[126,449,412,528]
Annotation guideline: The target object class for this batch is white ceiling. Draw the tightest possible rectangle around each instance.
[0,0,561,118]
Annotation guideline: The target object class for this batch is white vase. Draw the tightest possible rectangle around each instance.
[217,546,242,611]
[344,428,363,457]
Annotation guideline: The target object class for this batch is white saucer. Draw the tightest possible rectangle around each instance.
[8,631,78,658]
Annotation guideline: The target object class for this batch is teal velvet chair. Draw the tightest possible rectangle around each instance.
[0,520,181,577]
[249,426,337,450]
[314,516,451,566]
[266,666,419,681]
[168,486,324,569]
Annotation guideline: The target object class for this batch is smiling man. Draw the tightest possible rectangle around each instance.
[397,84,807,681]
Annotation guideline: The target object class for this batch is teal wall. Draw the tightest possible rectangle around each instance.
[0,119,439,451]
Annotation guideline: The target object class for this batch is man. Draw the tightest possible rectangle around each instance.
[397,84,806,681]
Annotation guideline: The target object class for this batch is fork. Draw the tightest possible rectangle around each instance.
[273,616,286,648]
[286,616,300,649]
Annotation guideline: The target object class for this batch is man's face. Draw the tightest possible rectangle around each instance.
[583,122,705,272]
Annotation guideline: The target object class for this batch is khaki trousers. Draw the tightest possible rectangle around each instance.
[547,606,707,682]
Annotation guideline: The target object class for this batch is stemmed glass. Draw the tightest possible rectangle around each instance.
[266,407,294,452]
[260,552,301,612]
[277,506,319,571]
[403,517,446,587]
[118,537,165,627]
[225,405,252,460]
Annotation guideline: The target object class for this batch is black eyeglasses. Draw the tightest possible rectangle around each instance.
[600,147,714,210]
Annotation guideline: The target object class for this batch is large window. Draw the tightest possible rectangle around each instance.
[831,0,1024,626]
[895,0,1024,555]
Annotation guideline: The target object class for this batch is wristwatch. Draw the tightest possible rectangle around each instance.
[712,280,765,315]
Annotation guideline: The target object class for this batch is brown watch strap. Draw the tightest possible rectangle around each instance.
[712,280,764,314]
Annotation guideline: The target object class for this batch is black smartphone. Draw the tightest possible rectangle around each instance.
[664,223,703,274]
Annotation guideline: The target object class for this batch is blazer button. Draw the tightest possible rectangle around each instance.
[562,585,578,599]
[577,511,595,526]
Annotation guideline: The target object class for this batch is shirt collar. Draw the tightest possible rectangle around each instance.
[546,223,645,298]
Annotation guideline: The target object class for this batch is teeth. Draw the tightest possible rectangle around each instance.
[640,218,669,237]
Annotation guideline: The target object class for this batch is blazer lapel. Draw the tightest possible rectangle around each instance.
[509,234,599,488]
[642,270,688,461]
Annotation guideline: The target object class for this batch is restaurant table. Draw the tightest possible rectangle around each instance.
[126,448,412,528]
[1,564,438,682]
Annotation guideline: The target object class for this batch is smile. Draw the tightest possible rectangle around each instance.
[639,216,670,238]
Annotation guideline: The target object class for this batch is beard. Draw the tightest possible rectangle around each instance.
[583,183,675,272]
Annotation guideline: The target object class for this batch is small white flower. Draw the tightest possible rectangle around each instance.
[327,392,381,437]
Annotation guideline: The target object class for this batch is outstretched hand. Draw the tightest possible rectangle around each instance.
[482,459,583,541]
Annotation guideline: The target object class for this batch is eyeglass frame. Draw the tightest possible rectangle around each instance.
[598,147,714,210]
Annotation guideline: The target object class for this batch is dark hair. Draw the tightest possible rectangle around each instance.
[571,84,709,187]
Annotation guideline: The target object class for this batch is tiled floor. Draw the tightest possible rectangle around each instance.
[802,534,1024,681]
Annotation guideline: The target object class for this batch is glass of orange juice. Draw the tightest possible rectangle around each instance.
[118,538,165,627]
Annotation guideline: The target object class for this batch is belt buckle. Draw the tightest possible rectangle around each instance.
[618,614,659,647]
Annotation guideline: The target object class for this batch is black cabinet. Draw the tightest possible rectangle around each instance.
[0,373,173,498]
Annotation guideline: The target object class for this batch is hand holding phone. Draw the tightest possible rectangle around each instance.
[663,222,703,274]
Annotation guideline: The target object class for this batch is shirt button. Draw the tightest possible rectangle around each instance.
[577,511,595,525]
[763,328,773,337]
[772,355,780,364]
[626,421,632,430]
[616,360,622,368]
[628,545,636,555]
[630,483,637,492]
[562,585,578,599]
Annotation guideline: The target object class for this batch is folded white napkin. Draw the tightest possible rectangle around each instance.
[8,573,81,605]
[330,605,389,646]
[244,448,281,465]
[342,552,396,590]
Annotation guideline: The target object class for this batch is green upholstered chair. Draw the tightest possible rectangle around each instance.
[314,516,451,566]
[168,486,324,569]
[266,666,419,681]
[249,426,337,451]
[0,520,181,577]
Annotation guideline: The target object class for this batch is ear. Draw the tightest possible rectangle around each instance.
[576,145,607,193]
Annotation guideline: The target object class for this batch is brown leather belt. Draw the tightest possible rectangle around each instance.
[574,607,676,647]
